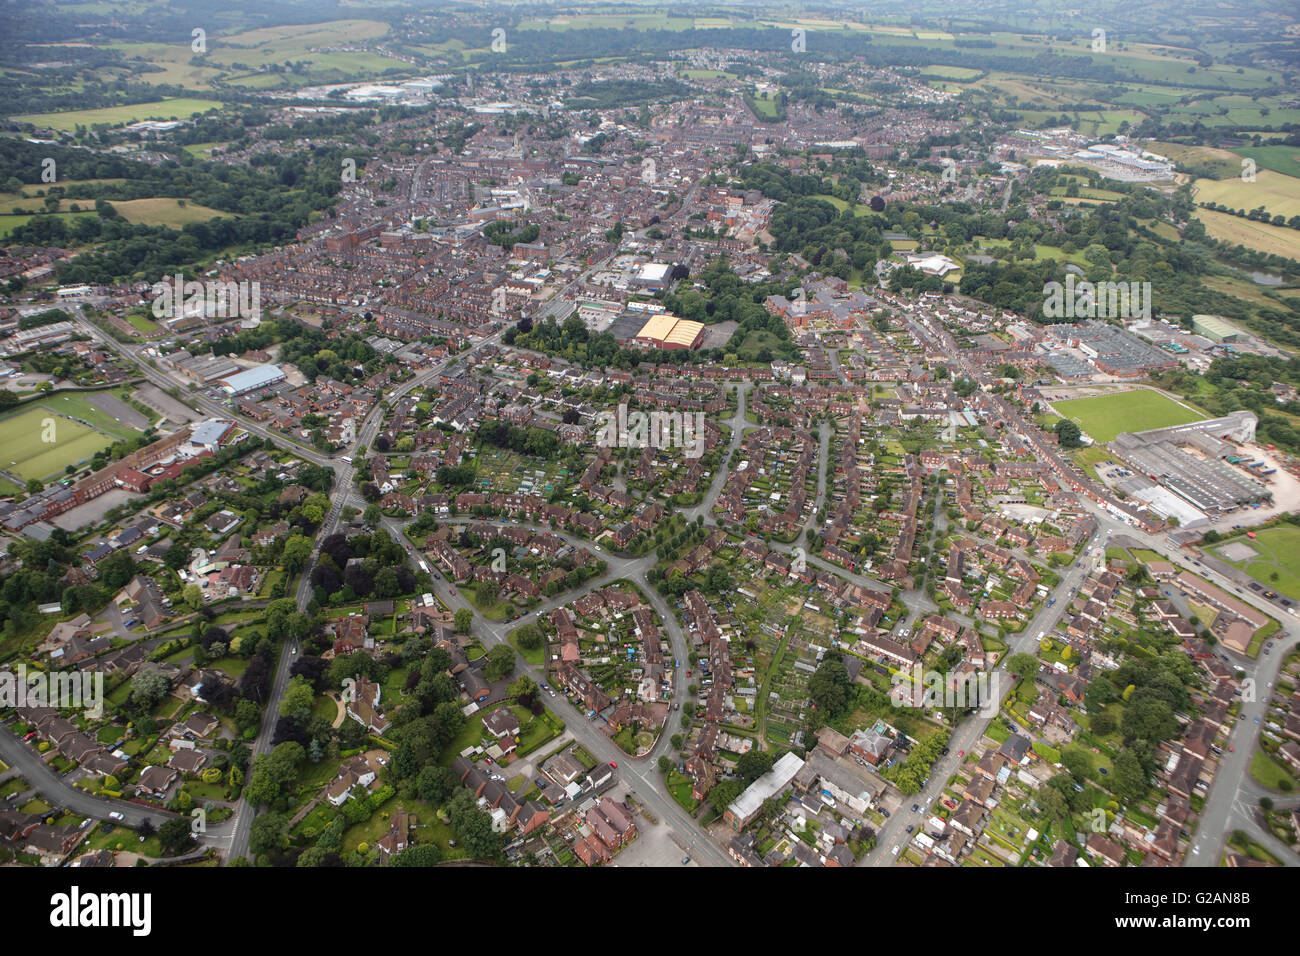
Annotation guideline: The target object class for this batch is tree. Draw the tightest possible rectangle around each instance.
[1111,749,1148,803]
[1090,712,1117,736]
[130,670,170,710]
[390,844,443,866]
[513,623,543,650]
[482,644,516,682]
[157,818,195,857]
[1005,653,1038,678]
[416,765,459,806]
[454,608,473,634]
[808,653,851,717]
[248,812,288,856]
[736,749,776,783]
[278,675,315,721]
[1055,419,1083,448]
[282,534,313,574]
[182,583,203,611]
[447,790,502,858]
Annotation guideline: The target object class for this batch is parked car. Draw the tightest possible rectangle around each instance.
[108,811,124,821]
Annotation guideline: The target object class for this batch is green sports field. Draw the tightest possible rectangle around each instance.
[0,405,116,482]
[1215,526,1300,601]
[1052,390,1206,443]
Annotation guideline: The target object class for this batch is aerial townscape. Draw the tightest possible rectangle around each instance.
[0,0,1297,902]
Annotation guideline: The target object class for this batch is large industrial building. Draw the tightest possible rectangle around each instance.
[633,314,706,351]
[1107,411,1267,527]
[218,363,286,396]
[1191,314,1245,344]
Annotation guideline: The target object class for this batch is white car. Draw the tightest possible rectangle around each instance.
[108,811,124,821]
[891,845,900,856]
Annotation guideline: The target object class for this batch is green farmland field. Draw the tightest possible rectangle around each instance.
[13,98,224,131]
[1052,390,1205,443]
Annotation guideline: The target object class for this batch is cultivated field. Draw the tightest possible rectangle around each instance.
[1194,207,1300,261]
[1193,170,1300,219]
[1052,389,1205,443]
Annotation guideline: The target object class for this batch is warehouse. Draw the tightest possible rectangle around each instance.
[1191,314,1244,344]
[218,364,286,397]
[1109,411,1267,521]
[634,314,705,351]
[631,262,672,291]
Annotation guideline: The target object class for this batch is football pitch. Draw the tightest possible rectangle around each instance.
[0,406,116,482]
[1052,390,1205,443]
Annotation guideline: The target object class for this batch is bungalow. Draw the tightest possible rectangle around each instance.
[482,708,521,739]
[136,765,179,797]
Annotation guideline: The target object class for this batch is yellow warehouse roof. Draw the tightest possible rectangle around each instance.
[663,319,705,347]
[636,314,679,341]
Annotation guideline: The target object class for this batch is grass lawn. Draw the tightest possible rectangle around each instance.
[508,627,545,666]
[1250,750,1298,791]
[1215,526,1300,601]
[1071,445,1115,471]
[438,712,486,766]
[1051,389,1205,443]
[0,405,117,482]
[516,708,564,756]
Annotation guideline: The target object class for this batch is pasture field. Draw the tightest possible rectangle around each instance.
[0,406,115,482]
[1194,170,1300,219]
[13,98,223,130]
[0,212,96,240]
[1167,95,1300,128]
[1194,208,1300,261]
[1233,145,1300,179]
[1215,526,1300,601]
[103,20,397,90]
[1052,390,1205,443]
[1145,141,1242,179]
[919,65,982,80]
[111,198,233,227]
